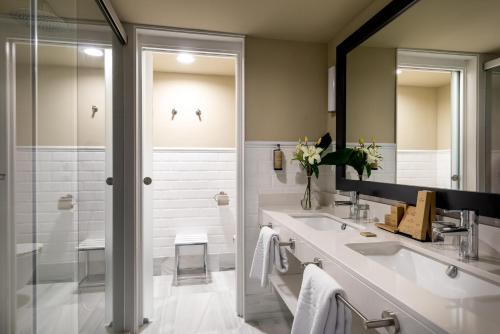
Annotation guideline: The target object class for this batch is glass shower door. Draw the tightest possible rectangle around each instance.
[0,2,35,333]
[0,1,116,333]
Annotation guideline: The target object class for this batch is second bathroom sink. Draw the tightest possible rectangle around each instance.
[346,241,500,299]
[290,214,359,231]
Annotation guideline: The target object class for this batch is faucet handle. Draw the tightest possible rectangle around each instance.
[442,209,478,227]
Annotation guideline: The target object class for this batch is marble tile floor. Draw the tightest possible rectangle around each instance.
[15,270,292,334]
[16,282,106,334]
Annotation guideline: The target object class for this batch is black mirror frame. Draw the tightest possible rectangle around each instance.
[335,0,500,220]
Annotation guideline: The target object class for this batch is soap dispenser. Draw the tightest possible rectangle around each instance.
[273,144,283,170]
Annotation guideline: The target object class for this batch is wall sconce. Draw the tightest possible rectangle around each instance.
[171,108,178,120]
[195,109,202,121]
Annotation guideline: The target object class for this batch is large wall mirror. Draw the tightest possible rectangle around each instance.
[336,0,500,220]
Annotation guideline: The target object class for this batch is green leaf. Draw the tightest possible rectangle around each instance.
[319,149,353,165]
[366,165,372,178]
[316,133,332,151]
[312,165,319,178]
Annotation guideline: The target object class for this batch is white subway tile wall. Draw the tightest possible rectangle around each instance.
[15,147,104,281]
[15,147,237,280]
[243,141,335,320]
[397,150,451,188]
[152,148,236,259]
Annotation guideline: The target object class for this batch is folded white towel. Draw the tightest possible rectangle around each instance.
[292,264,352,334]
[249,226,289,287]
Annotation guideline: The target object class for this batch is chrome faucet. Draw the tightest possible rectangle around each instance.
[432,209,479,260]
[334,191,369,219]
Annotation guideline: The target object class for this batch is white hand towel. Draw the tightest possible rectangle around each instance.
[249,226,289,287]
[292,264,352,334]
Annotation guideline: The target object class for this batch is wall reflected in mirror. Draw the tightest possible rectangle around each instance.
[345,0,500,194]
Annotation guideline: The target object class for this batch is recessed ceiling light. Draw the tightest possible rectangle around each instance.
[396,69,403,75]
[177,53,195,64]
[83,47,104,57]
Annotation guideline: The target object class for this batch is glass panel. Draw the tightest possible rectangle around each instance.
[0,1,35,333]
[1,0,115,332]
[75,3,114,331]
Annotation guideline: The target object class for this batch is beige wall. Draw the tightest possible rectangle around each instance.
[152,72,235,148]
[77,67,106,146]
[346,46,396,143]
[16,64,105,146]
[326,0,392,136]
[15,61,33,146]
[327,0,392,67]
[397,86,437,150]
[397,84,451,150]
[437,84,451,149]
[17,37,330,147]
[245,37,328,141]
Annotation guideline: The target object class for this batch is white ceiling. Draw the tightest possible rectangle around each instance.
[152,52,235,76]
[397,69,451,88]
[111,0,374,43]
[364,0,500,54]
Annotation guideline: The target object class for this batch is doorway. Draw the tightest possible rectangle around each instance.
[137,29,244,332]
[396,67,462,190]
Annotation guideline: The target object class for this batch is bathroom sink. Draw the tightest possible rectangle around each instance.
[346,242,500,299]
[290,214,358,231]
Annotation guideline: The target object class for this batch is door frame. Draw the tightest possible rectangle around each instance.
[135,26,245,327]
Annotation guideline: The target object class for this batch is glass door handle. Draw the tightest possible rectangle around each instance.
[143,177,152,185]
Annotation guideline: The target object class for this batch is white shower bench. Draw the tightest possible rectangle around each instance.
[77,238,105,287]
[174,233,208,285]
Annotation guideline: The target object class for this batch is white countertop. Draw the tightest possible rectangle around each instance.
[261,205,500,334]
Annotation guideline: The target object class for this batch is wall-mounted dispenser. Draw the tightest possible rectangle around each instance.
[273,144,283,170]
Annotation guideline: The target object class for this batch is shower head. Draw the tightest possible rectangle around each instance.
[8,1,70,32]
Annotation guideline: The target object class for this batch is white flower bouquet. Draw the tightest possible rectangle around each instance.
[292,133,382,209]
[293,133,333,209]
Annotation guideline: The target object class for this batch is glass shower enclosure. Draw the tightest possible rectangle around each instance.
[0,1,117,333]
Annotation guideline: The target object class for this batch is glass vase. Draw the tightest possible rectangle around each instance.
[301,175,312,210]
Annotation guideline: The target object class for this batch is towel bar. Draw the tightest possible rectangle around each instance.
[278,238,295,250]
[301,257,323,269]
[258,222,273,229]
[336,293,400,333]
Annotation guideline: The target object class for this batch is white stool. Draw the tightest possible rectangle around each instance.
[174,233,208,285]
[77,238,105,287]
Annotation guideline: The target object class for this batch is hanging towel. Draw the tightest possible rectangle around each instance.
[292,264,352,334]
[249,226,289,287]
